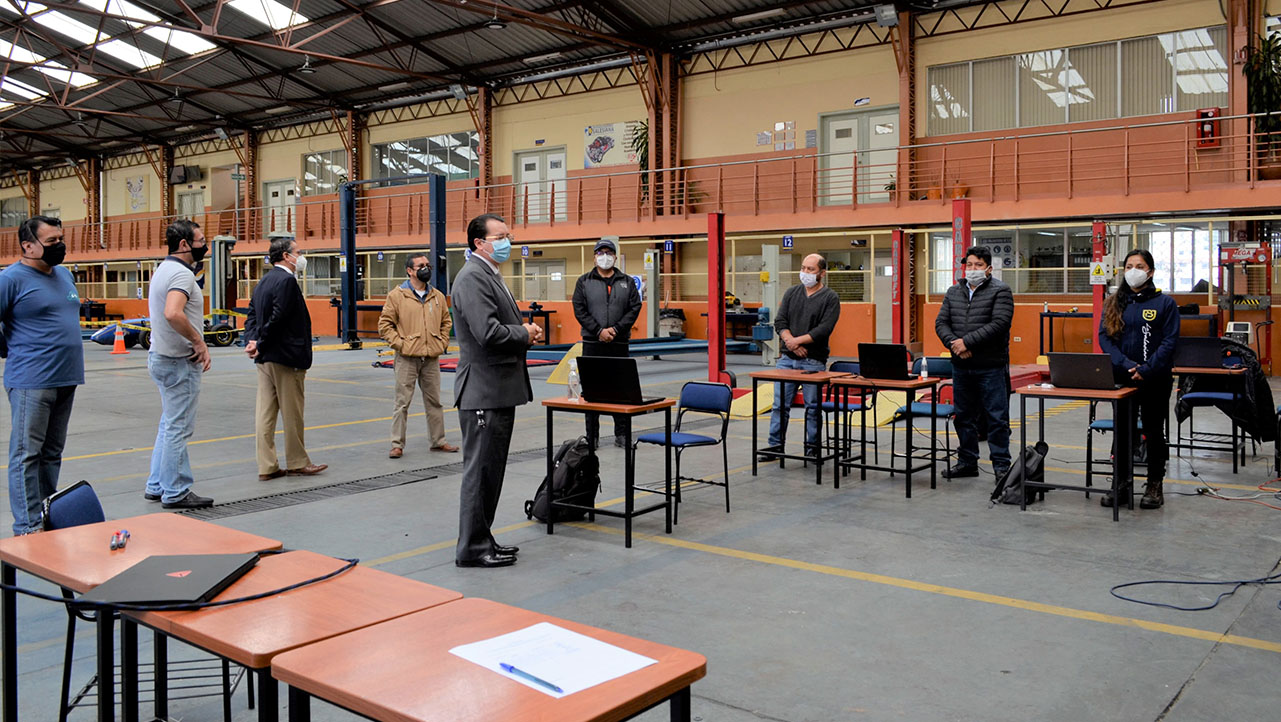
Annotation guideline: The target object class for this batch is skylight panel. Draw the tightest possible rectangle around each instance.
[31,10,102,46]
[0,40,96,88]
[0,76,47,100]
[81,1,217,55]
[95,38,163,68]
[228,0,309,30]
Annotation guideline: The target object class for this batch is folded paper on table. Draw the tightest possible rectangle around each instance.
[449,622,657,698]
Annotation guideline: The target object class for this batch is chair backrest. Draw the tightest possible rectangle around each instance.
[679,381,733,414]
[828,360,860,376]
[912,356,954,379]
[42,481,105,531]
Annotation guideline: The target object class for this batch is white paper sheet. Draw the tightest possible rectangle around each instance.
[449,622,658,698]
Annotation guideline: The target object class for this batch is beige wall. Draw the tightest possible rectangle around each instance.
[104,162,163,216]
[258,133,344,193]
[41,176,87,221]
[684,45,899,159]
[492,86,645,176]
[915,0,1229,132]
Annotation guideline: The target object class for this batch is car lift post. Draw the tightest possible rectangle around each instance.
[707,212,731,386]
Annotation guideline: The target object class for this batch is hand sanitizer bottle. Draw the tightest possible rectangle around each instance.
[567,359,581,401]
[921,356,929,380]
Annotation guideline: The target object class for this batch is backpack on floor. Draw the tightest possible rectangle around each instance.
[525,437,601,523]
[991,441,1049,506]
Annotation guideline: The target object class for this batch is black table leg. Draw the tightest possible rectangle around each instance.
[835,386,845,490]
[860,389,868,482]
[546,407,555,536]
[904,403,914,499]
[257,669,277,722]
[121,619,138,722]
[930,391,938,490]
[3,562,16,722]
[669,687,691,722]
[814,382,823,487]
[625,419,635,549]
[96,607,114,722]
[1113,397,1132,522]
[664,407,672,534]
[751,378,758,476]
[287,686,310,722]
[153,632,167,720]
[1019,393,1028,511]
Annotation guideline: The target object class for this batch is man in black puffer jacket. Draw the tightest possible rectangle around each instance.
[572,238,642,447]
[935,245,1015,479]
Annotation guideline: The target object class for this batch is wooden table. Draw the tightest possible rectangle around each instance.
[0,513,281,722]
[127,549,461,722]
[542,397,675,548]
[749,369,851,485]
[272,597,707,722]
[832,376,943,498]
[1016,385,1138,521]
[1171,365,1249,473]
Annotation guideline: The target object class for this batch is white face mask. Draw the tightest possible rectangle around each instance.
[596,253,615,270]
[965,269,988,286]
[292,253,307,275]
[799,271,819,288]
[1123,268,1149,289]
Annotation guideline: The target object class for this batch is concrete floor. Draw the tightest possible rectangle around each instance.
[3,342,1280,721]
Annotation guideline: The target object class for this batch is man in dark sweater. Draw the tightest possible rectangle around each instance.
[768,253,841,455]
[572,238,642,447]
[934,245,1014,479]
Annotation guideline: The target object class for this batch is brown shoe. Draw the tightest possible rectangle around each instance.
[258,469,286,481]
[389,447,403,459]
[431,443,459,453]
[287,464,328,476]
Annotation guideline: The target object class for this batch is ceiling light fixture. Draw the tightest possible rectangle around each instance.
[450,83,468,100]
[168,89,183,104]
[485,4,506,29]
[265,105,291,114]
[731,8,787,24]
[524,51,562,64]
[873,4,898,27]
[298,56,316,74]
[379,81,411,92]
[72,113,87,127]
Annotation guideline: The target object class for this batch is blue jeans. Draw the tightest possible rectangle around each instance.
[146,353,203,503]
[951,365,1012,471]
[7,386,76,535]
[768,356,826,451]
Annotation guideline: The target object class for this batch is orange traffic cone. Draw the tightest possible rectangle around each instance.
[109,325,129,355]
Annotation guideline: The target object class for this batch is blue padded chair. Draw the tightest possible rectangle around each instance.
[1084,401,1145,495]
[822,360,878,464]
[634,381,732,524]
[888,357,956,475]
[43,482,249,722]
[1177,390,1247,469]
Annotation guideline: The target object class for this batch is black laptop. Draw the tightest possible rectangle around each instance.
[577,356,663,405]
[1047,352,1119,390]
[1173,337,1223,368]
[76,553,259,607]
[857,343,915,380]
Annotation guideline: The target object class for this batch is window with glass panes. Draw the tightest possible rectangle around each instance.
[0,197,28,227]
[926,25,1228,135]
[373,132,480,185]
[302,149,347,196]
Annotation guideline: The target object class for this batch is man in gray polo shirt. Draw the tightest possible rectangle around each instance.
[144,220,214,509]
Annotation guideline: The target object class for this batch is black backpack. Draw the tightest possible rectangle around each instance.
[991,441,1049,505]
[525,437,601,523]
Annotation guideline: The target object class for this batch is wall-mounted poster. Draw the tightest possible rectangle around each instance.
[125,175,147,213]
[584,121,642,168]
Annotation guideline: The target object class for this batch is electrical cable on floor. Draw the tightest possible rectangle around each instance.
[1185,460,1281,511]
[1110,563,1281,612]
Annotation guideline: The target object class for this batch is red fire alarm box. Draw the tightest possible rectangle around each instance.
[1196,108,1221,148]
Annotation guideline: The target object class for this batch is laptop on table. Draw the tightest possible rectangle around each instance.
[1172,337,1223,368]
[577,356,663,405]
[857,343,915,381]
[76,553,260,606]
[1046,353,1119,390]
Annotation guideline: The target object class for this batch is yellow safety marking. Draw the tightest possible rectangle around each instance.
[305,377,365,386]
[312,341,389,351]
[546,342,584,386]
[571,523,1281,654]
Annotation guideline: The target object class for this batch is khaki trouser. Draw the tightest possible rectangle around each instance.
[256,362,311,474]
[391,354,446,449]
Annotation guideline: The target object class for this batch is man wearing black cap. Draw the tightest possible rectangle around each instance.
[571,238,642,447]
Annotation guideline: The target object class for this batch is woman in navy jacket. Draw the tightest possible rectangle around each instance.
[1097,249,1180,509]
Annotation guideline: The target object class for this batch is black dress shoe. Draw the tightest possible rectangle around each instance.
[942,465,979,479]
[162,492,214,509]
[493,544,520,555]
[144,492,161,502]
[455,553,516,568]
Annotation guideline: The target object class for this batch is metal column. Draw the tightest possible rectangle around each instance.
[707,212,729,384]
[761,244,780,366]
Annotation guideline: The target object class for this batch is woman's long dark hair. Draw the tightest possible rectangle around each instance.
[1102,248,1156,338]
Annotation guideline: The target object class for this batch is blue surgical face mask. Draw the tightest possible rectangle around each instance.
[489,238,511,263]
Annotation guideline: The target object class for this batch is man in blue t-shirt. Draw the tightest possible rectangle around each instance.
[0,216,84,535]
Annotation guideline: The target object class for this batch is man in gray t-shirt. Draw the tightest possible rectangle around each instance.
[144,220,214,509]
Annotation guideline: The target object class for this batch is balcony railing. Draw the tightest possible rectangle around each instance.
[3,112,1278,259]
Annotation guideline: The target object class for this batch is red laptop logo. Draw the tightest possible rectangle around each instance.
[167,570,192,578]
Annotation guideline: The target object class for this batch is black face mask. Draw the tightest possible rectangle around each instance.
[415,267,432,284]
[33,241,66,267]
[189,243,208,263]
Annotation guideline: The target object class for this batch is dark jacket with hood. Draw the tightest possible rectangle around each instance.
[1097,284,1179,380]
[572,267,642,343]
[934,275,1014,369]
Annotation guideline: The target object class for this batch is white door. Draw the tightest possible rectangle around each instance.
[863,111,898,204]
[820,109,899,206]
[263,179,296,234]
[874,248,893,342]
[523,259,567,301]
[176,191,203,220]
[820,117,859,206]
[514,149,567,224]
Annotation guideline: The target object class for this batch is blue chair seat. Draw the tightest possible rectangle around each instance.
[1183,391,1235,404]
[636,431,719,447]
[894,402,955,417]
[1089,419,1143,431]
[821,400,868,413]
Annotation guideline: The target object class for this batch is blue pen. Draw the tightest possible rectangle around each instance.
[500,663,563,693]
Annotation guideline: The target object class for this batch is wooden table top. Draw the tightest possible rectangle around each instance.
[831,375,942,390]
[748,369,850,382]
[129,550,461,668]
[0,513,281,592]
[1014,384,1138,400]
[272,597,706,722]
[543,396,676,414]
[1171,365,1248,376]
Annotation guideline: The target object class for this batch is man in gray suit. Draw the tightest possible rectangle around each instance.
[452,213,542,568]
